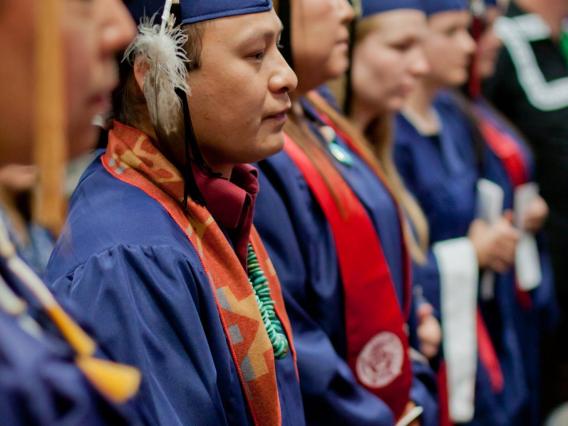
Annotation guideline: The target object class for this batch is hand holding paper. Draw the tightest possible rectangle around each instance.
[521,195,549,233]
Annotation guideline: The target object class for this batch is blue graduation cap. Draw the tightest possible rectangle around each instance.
[182,0,272,24]
[423,0,467,15]
[361,0,425,19]
[126,0,273,26]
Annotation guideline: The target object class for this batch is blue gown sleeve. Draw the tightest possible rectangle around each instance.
[48,245,232,426]
[0,309,137,426]
[394,132,447,316]
[283,289,395,426]
[255,162,395,426]
[410,363,439,426]
[412,252,442,317]
[407,270,440,426]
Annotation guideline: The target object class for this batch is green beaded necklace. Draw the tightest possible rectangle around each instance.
[246,244,289,359]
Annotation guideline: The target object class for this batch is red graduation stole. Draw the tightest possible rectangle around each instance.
[307,92,412,317]
[477,311,504,393]
[284,134,412,419]
[314,92,502,412]
[313,107,458,422]
[103,122,297,426]
[437,362,452,426]
[478,117,528,188]
[309,103,453,422]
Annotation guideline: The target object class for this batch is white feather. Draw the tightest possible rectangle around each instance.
[123,15,190,137]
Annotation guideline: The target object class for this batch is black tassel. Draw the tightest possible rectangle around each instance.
[278,0,294,69]
[343,17,356,115]
[176,88,206,208]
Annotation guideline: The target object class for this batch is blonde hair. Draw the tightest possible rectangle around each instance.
[283,108,347,217]
[327,13,430,264]
[307,92,430,264]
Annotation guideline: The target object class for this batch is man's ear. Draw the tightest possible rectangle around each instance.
[133,55,150,92]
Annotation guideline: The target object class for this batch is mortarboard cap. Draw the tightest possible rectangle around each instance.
[126,0,273,26]
[361,0,425,19]
[182,0,273,24]
[423,0,467,15]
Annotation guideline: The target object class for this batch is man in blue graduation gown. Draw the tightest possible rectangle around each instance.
[47,1,304,425]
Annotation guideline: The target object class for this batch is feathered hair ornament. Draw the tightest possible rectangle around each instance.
[123,0,189,138]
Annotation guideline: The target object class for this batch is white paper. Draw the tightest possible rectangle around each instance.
[477,179,504,223]
[514,183,542,290]
[396,406,424,426]
[476,179,504,300]
[434,238,479,423]
[516,234,542,290]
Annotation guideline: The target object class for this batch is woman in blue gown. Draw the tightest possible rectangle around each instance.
[340,1,456,421]
[0,0,142,424]
[46,1,304,425]
[254,0,439,424]
[467,1,556,423]
[344,0,442,365]
[394,0,530,424]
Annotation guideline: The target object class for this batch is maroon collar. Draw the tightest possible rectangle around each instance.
[193,164,259,267]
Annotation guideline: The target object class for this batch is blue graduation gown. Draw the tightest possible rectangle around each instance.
[0,311,134,426]
[394,92,524,425]
[0,207,55,277]
[45,155,304,426]
[0,251,137,425]
[253,100,438,426]
[476,99,557,425]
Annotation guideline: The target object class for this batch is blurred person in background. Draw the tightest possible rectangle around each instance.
[336,0,449,421]
[483,0,568,418]
[254,0,440,424]
[0,0,141,424]
[465,1,557,424]
[394,0,528,424]
[0,164,55,277]
[0,164,54,276]
[345,0,442,362]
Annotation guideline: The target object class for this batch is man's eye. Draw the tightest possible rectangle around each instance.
[392,42,412,51]
[445,27,459,37]
[251,50,265,61]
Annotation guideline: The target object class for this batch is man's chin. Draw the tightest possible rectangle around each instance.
[243,134,285,164]
[263,133,286,158]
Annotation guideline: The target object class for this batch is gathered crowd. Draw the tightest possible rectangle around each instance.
[2,0,568,425]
